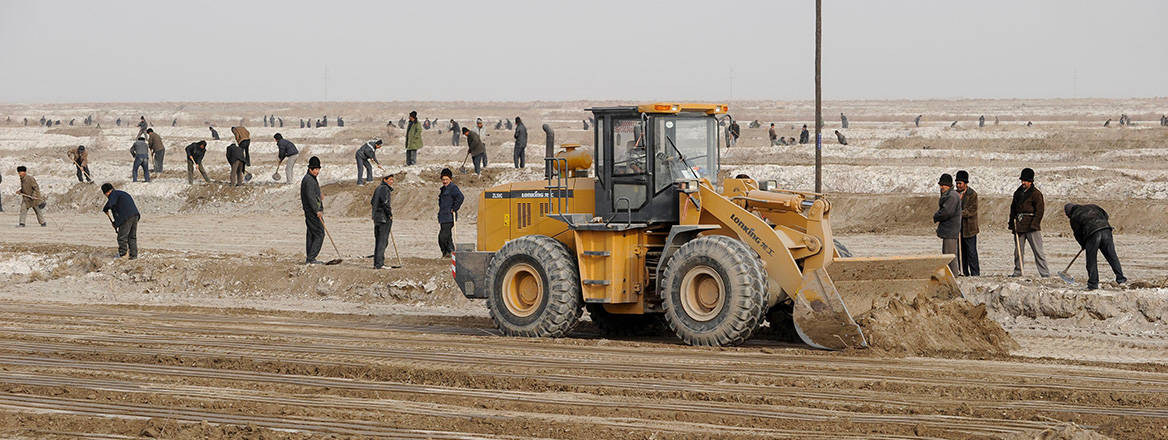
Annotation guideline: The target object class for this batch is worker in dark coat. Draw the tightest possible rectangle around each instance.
[463,127,487,174]
[1009,168,1050,277]
[933,173,961,275]
[834,130,847,145]
[914,115,922,127]
[799,124,809,144]
[450,120,461,146]
[355,139,383,185]
[185,141,210,184]
[512,117,527,168]
[840,113,848,128]
[370,174,395,269]
[437,168,464,258]
[301,157,325,264]
[1065,204,1126,290]
[226,143,245,186]
[209,126,219,140]
[102,183,141,259]
[955,170,979,276]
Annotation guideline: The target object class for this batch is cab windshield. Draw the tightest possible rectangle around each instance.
[653,116,717,191]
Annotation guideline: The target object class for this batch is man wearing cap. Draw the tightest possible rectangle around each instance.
[475,118,486,139]
[355,139,383,185]
[933,173,961,275]
[68,145,92,183]
[1010,167,1050,277]
[1064,203,1126,290]
[16,166,46,227]
[371,173,395,269]
[955,170,979,276]
[101,183,140,259]
[462,127,487,175]
[275,133,298,184]
[437,168,464,258]
[405,111,422,166]
[301,156,325,265]
[130,136,151,182]
[185,140,210,184]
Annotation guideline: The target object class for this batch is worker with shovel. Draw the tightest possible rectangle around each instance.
[274,133,298,184]
[185,141,211,184]
[301,157,326,265]
[15,166,47,227]
[462,127,487,175]
[1009,168,1050,277]
[955,170,980,276]
[68,145,93,183]
[101,183,140,259]
[1064,204,1126,290]
[371,173,398,269]
[355,139,383,185]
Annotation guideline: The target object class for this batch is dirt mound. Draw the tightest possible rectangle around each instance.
[855,293,1019,356]
[1002,424,1113,440]
[966,281,1167,332]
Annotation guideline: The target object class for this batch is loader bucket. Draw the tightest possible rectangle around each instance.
[826,255,963,318]
[791,268,868,350]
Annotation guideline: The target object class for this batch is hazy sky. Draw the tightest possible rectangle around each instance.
[1,0,1164,103]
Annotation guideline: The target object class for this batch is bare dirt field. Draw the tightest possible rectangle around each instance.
[0,99,1165,439]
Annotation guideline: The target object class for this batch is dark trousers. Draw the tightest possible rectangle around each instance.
[75,164,91,182]
[116,215,139,259]
[305,212,324,262]
[132,154,150,182]
[513,146,525,168]
[240,139,251,168]
[438,222,454,256]
[406,149,417,166]
[1085,229,1125,289]
[152,149,165,173]
[472,153,487,174]
[374,220,392,268]
[230,161,245,186]
[960,235,980,276]
[356,157,373,184]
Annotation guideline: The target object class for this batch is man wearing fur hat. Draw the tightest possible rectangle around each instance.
[301,156,325,265]
[1010,168,1049,277]
[933,173,961,275]
[955,170,979,276]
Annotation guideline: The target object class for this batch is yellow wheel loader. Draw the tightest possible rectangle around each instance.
[453,104,962,349]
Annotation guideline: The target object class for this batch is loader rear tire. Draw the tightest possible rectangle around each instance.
[661,235,767,346]
[586,304,668,337]
[486,235,582,338]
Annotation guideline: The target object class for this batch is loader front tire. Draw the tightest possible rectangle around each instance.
[486,235,582,338]
[661,235,767,346]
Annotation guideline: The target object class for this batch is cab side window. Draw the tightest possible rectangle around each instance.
[611,118,645,176]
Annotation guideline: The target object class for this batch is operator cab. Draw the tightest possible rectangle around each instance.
[588,103,726,224]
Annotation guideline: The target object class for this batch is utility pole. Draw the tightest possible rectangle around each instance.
[814,0,823,193]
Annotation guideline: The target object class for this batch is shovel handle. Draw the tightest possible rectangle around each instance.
[321,219,342,258]
[1063,248,1085,273]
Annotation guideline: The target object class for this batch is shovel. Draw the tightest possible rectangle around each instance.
[1058,248,1085,284]
[388,229,404,268]
[458,152,470,174]
[272,159,284,181]
[67,156,94,183]
[319,219,344,265]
